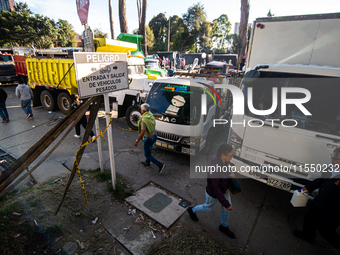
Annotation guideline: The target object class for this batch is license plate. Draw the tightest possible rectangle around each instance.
[267,177,292,191]
[181,147,195,155]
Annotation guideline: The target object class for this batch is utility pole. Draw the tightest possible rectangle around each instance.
[164,12,170,51]
[238,0,249,70]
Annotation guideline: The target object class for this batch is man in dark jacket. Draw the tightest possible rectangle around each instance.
[0,87,9,123]
[293,148,340,250]
[187,143,236,239]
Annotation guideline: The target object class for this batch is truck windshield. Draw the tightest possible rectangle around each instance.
[146,61,159,69]
[128,65,144,75]
[146,82,202,125]
[242,72,340,136]
[0,55,13,62]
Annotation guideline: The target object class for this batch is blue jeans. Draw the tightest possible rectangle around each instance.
[0,102,9,120]
[143,134,162,167]
[21,99,33,116]
[192,190,231,227]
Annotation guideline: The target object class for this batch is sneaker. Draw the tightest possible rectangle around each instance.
[74,134,81,138]
[158,163,166,174]
[6,118,9,122]
[219,225,235,239]
[1,120,7,123]
[27,114,31,119]
[187,207,199,221]
[29,115,33,119]
[141,162,150,167]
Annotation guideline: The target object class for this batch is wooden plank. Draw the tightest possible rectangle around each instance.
[55,96,102,215]
[0,103,90,198]
[0,97,96,193]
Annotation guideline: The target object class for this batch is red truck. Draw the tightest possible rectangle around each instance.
[0,52,17,84]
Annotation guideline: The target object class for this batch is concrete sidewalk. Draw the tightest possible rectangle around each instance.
[24,148,338,255]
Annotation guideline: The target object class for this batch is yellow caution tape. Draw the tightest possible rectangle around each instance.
[112,126,138,133]
[73,115,113,205]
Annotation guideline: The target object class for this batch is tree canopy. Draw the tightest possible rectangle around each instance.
[94,28,108,38]
[0,2,76,48]
[182,3,212,52]
[147,3,238,53]
[212,14,232,52]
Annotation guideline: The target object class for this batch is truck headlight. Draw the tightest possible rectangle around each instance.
[229,129,243,157]
[181,136,200,146]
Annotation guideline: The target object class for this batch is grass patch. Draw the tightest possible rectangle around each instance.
[0,192,19,207]
[147,226,249,255]
[25,195,40,207]
[44,224,63,240]
[91,169,134,200]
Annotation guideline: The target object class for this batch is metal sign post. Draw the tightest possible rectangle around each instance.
[83,27,95,52]
[73,52,129,189]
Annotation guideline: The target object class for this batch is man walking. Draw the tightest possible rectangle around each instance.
[15,76,34,119]
[134,103,165,174]
[293,148,340,251]
[0,87,9,123]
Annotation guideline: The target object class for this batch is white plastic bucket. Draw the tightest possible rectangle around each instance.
[290,189,308,207]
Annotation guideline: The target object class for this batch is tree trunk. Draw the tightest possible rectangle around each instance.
[136,0,141,29]
[119,0,128,33]
[139,0,147,55]
[237,0,249,70]
[109,0,114,39]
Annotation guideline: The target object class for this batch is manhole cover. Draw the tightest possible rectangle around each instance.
[143,193,172,213]
[125,182,190,228]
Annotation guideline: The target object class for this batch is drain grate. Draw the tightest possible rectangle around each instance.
[143,193,173,213]
[0,147,17,171]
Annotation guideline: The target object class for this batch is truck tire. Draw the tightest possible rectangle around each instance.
[40,90,56,111]
[57,92,73,115]
[126,105,141,130]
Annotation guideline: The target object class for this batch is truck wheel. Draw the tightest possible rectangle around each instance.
[57,92,73,115]
[126,105,141,130]
[40,90,56,111]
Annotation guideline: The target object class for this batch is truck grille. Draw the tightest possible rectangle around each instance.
[156,131,180,142]
[0,65,16,76]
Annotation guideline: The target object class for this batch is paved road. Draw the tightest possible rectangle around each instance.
[0,84,338,255]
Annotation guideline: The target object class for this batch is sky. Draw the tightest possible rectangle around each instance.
[22,0,340,38]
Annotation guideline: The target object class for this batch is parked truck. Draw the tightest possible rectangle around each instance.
[227,13,340,193]
[13,33,150,117]
[145,76,232,155]
[0,52,17,85]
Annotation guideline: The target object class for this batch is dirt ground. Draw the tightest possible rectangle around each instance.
[0,169,249,255]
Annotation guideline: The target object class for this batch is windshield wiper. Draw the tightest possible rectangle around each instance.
[150,107,191,119]
[150,107,171,118]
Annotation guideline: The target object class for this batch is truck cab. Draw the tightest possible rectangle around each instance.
[228,12,340,193]
[0,53,17,84]
[146,77,225,155]
[108,56,156,129]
